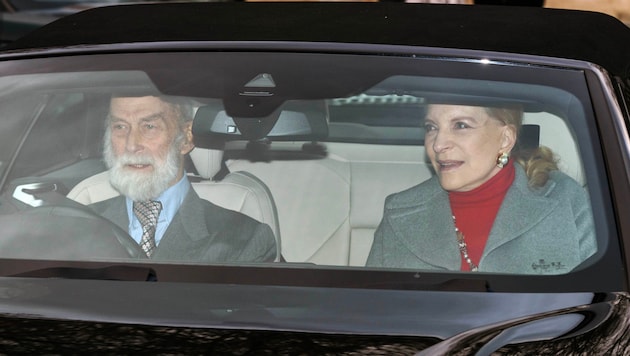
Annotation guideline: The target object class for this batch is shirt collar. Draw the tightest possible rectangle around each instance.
[126,173,191,228]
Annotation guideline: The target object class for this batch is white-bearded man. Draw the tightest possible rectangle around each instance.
[90,95,277,262]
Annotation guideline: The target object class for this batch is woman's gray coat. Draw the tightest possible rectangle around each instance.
[366,165,596,274]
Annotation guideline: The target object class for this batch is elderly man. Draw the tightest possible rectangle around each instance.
[90,95,277,262]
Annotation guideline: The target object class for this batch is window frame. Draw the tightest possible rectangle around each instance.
[0,46,625,293]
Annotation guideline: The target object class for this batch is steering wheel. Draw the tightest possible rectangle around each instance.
[0,184,145,260]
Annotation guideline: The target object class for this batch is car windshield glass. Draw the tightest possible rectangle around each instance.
[0,51,620,292]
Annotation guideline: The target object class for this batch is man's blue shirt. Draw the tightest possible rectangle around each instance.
[126,174,191,245]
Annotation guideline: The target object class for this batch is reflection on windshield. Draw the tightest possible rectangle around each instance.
[0,54,602,281]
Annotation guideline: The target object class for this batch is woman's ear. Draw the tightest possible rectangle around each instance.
[501,125,518,152]
[179,121,195,155]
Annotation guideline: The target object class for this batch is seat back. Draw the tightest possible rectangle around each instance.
[67,170,118,203]
[522,112,585,185]
[227,142,432,266]
[189,148,282,260]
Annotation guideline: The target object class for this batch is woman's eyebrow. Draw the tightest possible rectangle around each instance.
[450,115,476,121]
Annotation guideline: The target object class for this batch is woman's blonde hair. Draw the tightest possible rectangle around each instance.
[485,106,558,188]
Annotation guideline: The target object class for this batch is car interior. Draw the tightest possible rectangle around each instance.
[64,92,586,267]
[0,53,606,278]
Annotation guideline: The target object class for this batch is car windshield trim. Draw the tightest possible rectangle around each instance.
[0,49,622,293]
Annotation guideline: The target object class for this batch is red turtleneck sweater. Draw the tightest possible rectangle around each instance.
[448,160,515,271]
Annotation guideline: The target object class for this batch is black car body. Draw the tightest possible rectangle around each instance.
[0,0,140,45]
[0,2,629,354]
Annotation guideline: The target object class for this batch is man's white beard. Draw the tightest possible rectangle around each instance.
[103,131,182,202]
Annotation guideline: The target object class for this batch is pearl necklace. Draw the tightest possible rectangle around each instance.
[453,215,478,272]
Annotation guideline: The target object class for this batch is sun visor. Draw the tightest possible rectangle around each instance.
[365,76,581,114]
[192,100,329,147]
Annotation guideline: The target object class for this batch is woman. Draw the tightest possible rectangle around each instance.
[366,103,596,274]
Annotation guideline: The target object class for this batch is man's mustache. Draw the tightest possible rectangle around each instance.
[114,154,155,167]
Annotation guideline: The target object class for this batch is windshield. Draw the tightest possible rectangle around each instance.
[0,50,620,292]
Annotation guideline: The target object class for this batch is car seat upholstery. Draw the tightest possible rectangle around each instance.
[67,147,282,261]
[227,142,432,266]
[66,170,119,204]
[188,148,282,261]
[522,112,585,185]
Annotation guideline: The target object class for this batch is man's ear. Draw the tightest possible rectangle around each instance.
[179,121,195,155]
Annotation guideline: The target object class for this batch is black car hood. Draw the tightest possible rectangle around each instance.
[0,277,628,353]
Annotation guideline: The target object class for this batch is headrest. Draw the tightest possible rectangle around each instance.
[189,148,224,180]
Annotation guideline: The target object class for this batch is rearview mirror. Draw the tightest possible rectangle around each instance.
[192,100,329,148]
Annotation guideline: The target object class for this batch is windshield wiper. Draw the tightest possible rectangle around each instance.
[9,265,157,281]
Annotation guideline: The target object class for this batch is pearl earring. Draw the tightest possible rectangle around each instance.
[496,152,509,168]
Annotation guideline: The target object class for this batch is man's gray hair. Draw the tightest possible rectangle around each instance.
[159,95,195,127]
[108,94,194,127]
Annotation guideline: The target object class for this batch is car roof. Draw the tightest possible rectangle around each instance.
[5,2,630,77]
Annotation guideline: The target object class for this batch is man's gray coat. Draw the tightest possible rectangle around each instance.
[91,189,277,262]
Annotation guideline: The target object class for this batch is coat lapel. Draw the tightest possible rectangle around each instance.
[482,166,558,261]
[152,189,218,260]
[387,177,461,270]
